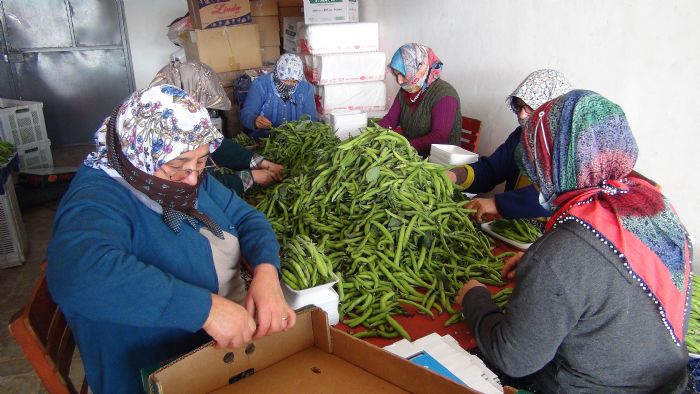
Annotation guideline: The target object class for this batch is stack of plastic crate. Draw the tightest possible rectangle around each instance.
[0,153,27,268]
[0,98,53,170]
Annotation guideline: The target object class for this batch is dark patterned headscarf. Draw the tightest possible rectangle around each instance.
[272,53,304,101]
[85,85,225,238]
[520,90,692,345]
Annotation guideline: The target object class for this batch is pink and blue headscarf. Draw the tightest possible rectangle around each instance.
[389,43,443,101]
[520,90,692,345]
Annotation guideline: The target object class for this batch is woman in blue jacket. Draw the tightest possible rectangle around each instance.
[46,85,295,393]
[448,69,572,220]
[240,53,318,138]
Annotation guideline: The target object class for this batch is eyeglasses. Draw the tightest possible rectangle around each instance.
[161,155,217,181]
[510,97,532,115]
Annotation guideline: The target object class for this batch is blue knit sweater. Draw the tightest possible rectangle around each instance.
[466,127,549,218]
[240,73,318,137]
[46,166,281,393]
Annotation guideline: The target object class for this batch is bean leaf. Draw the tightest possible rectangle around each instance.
[365,167,380,183]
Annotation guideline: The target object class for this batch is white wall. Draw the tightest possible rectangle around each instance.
[121,0,700,261]
[361,0,700,259]
[123,0,188,89]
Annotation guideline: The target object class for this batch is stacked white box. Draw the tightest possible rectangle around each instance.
[303,52,386,85]
[315,81,385,115]
[298,22,379,55]
[0,174,28,268]
[429,144,478,166]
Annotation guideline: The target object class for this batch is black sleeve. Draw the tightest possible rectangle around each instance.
[211,138,254,170]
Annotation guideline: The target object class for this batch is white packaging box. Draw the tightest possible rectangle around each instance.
[303,0,358,25]
[282,16,305,53]
[330,110,367,140]
[315,81,386,115]
[282,277,340,325]
[303,52,386,85]
[429,144,478,166]
[299,22,379,55]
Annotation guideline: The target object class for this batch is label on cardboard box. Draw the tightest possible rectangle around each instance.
[187,0,253,29]
[303,0,358,24]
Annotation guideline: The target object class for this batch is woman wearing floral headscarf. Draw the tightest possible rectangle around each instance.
[456,90,692,392]
[150,60,284,195]
[378,43,461,156]
[449,69,572,220]
[240,53,318,139]
[46,85,295,393]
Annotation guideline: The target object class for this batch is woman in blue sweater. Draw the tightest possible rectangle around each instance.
[448,69,572,220]
[240,53,318,139]
[46,85,295,393]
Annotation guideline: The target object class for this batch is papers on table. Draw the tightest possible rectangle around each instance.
[384,333,501,394]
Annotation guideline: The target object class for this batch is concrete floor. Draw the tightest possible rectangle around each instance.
[1,144,93,393]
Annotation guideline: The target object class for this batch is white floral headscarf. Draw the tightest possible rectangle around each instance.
[273,53,304,101]
[506,69,572,113]
[85,84,223,175]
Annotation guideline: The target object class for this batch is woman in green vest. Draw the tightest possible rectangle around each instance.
[377,43,462,157]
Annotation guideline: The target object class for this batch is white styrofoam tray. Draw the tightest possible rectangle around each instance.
[430,144,478,165]
[480,221,532,251]
[282,275,339,325]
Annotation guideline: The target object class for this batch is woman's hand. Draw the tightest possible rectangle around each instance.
[260,160,283,180]
[455,279,487,306]
[255,115,272,129]
[251,169,277,186]
[501,252,524,282]
[245,263,296,339]
[465,197,498,222]
[203,294,257,349]
[445,170,457,183]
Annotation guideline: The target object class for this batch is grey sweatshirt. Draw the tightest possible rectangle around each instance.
[462,220,688,393]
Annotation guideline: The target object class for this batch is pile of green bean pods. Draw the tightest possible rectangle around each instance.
[686,275,700,354]
[255,121,511,340]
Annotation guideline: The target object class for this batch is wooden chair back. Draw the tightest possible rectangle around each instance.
[8,265,87,394]
[460,116,482,153]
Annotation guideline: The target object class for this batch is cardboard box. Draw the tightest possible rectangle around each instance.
[181,25,263,73]
[278,0,302,6]
[252,16,281,46]
[249,0,278,16]
[146,308,480,393]
[303,0,358,24]
[278,5,304,18]
[187,0,252,29]
[260,46,281,63]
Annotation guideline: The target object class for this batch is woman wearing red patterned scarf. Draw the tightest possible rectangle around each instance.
[457,90,692,392]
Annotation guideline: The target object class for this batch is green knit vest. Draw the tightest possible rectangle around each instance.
[397,79,462,149]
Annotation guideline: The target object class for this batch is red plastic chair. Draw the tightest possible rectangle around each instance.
[8,264,88,394]
[460,116,482,153]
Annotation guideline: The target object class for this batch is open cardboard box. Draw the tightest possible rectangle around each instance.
[147,308,500,393]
